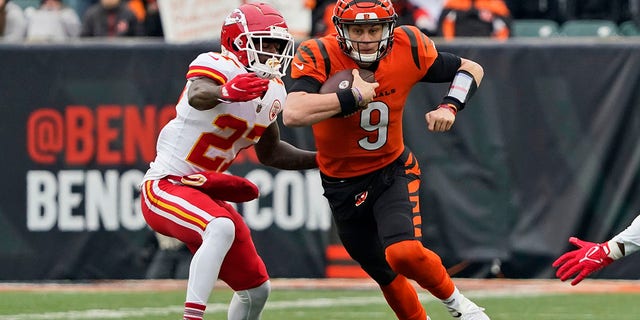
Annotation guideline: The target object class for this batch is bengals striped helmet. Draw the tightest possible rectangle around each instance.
[332,0,397,64]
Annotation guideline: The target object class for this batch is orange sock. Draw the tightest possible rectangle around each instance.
[380,274,426,320]
[385,240,455,300]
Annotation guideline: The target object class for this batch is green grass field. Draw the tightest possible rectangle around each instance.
[1,285,639,320]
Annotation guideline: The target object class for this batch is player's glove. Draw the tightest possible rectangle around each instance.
[552,237,622,285]
[218,73,270,102]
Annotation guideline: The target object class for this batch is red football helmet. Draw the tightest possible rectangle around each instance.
[220,3,294,79]
[333,0,397,64]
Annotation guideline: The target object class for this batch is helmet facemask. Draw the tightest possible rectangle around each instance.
[220,4,294,79]
[337,19,395,64]
[239,26,294,79]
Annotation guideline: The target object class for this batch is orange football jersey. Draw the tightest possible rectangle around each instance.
[291,26,438,178]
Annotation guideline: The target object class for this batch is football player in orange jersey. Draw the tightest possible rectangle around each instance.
[283,0,486,319]
[140,3,316,320]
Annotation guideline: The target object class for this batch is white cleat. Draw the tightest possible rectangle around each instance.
[445,296,490,320]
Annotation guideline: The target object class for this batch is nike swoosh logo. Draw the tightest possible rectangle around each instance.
[447,307,462,318]
[293,62,304,70]
[230,83,247,92]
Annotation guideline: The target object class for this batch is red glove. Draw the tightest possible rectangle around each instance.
[552,237,614,285]
[219,73,269,102]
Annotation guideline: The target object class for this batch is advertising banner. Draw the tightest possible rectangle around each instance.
[0,43,330,279]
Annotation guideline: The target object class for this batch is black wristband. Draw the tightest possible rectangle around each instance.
[441,96,463,111]
[336,88,359,117]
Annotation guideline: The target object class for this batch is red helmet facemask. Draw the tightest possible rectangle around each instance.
[220,3,294,79]
[333,0,397,64]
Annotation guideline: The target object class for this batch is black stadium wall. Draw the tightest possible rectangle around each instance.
[0,38,639,280]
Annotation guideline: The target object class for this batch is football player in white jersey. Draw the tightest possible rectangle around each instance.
[554,214,640,285]
[139,3,316,320]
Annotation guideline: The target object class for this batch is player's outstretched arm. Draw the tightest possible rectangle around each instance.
[283,91,343,126]
[254,123,317,170]
[553,214,640,285]
[283,70,379,127]
[552,237,623,285]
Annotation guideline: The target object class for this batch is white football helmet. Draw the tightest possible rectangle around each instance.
[220,3,295,79]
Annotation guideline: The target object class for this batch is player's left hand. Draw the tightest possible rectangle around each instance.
[351,69,378,107]
[219,73,270,102]
[426,104,456,132]
[552,237,614,285]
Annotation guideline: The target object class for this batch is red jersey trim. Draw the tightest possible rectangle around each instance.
[187,66,227,85]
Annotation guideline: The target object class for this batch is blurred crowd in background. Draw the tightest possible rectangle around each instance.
[2,0,640,43]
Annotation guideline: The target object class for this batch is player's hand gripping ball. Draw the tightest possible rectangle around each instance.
[319,69,376,94]
[320,69,378,117]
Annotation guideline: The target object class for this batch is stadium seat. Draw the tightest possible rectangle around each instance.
[619,21,640,36]
[512,19,560,37]
[560,20,620,37]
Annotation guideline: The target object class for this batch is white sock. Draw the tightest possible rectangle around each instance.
[185,218,235,305]
[228,280,271,320]
[442,286,462,306]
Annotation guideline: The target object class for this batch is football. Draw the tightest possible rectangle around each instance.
[319,69,376,94]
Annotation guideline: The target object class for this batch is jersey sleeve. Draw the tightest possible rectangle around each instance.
[290,38,330,83]
[611,214,640,256]
[394,26,438,79]
[186,52,240,85]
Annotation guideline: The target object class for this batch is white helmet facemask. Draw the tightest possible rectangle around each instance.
[237,26,294,79]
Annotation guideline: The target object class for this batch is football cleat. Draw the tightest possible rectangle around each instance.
[446,295,490,320]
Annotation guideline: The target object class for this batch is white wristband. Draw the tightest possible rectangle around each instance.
[447,71,474,103]
[606,240,624,260]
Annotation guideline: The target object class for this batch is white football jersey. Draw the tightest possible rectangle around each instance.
[143,52,286,181]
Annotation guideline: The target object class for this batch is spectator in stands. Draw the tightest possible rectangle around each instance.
[80,0,141,37]
[71,0,98,19]
[0,0,26,42]
[307,0,334,36]
[24,0,81,42]
[142,0,161,37]
[408,0,446,36]
[439,0,512,40]
[127,0,162,37]
[505,0,569,23]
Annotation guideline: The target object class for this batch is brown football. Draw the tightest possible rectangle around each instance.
[319,69,376,94]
